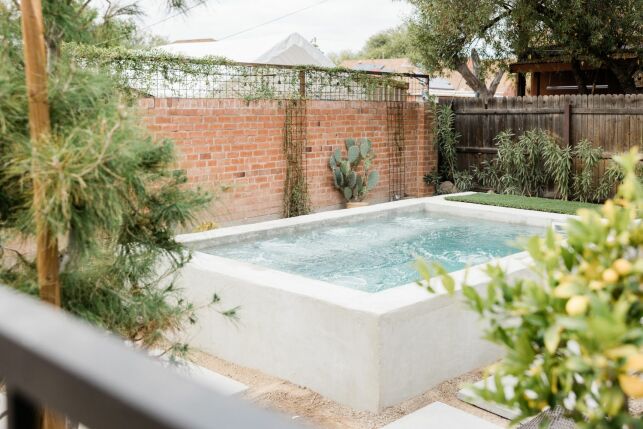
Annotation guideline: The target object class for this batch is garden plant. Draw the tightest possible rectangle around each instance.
[417,148,643,428]
[0,1,224,356]
[329,138,380,204]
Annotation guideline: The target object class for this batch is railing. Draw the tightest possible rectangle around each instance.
[0,286,298,429]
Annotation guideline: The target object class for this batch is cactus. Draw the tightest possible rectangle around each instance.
[329,138,379,202]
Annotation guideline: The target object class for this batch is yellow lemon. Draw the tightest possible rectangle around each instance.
[619,374,643,398]
[602,268,619,283]
[566,295,589,316]
[624,353,643,373]
[589,280,605,290]
[613,259,632,276]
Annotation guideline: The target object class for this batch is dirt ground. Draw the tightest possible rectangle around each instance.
[191,349,509,429]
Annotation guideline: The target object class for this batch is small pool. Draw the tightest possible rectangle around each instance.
[202,211,542,292]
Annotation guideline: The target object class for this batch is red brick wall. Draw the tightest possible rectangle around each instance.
[140,98,435,225]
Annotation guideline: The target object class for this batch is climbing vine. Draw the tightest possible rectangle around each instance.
[283,99,310,217]
[64,43,416,216]
[64,43,411,101]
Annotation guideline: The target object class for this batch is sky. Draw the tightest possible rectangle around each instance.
[136,0,414,56]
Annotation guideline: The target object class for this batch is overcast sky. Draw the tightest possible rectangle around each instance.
[136,0,414,55]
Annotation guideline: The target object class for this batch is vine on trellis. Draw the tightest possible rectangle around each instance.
[64,43,410,101]
[64,43,421,216]
[283,99,310,217]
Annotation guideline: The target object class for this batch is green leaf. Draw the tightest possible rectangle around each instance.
[344,138,356,150]
[462,285,483,313]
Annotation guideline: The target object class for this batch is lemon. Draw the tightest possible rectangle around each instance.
[619,374,643,398]
[602,268,619,283]
[589,280,604,290]
[566,295,589,316]
[612,259,632,276]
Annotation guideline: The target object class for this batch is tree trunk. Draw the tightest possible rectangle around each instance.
[605,59,637,93]
[19,0,64,427]
[456,60,505,104]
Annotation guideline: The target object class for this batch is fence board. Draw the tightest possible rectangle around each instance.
[443,94,643,185]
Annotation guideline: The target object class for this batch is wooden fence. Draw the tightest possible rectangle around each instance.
[445,94,643,178]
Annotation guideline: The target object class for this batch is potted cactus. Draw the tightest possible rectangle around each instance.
[329,138,380,208]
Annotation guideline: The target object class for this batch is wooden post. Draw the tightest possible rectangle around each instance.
[19,1,64,427]
[563,103,572,147]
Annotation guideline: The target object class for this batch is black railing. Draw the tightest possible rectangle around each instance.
[0,286,298,429]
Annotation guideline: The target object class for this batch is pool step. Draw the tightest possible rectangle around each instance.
[382,402,503,429]
[457,376,520,420]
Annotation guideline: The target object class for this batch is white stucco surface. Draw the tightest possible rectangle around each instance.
[382,402,503,429]
[175,194,571,411]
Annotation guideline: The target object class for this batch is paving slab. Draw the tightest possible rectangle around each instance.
[168,359,248,396]
[382,401,503,429]
[147,349,248,396]
[457,376,520,420]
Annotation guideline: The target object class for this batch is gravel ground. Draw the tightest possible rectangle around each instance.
[191,349,509,429]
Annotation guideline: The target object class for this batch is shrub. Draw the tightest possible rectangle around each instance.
[417,149,643,427]
[434,104,458,181]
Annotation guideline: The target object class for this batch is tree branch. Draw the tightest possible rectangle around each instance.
[457,61,486,95]
[488,68,505,96]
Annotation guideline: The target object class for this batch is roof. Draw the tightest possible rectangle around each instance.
[255,33,334,67]
[340,58,419,74]
[509,49,639,73]
[156,33,334,67]
[340,58,516,98]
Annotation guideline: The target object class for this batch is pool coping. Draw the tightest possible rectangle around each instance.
[177,192,572,315]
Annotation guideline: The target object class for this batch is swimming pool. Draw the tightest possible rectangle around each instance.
[203,212,541,292]
[175,194,571,411]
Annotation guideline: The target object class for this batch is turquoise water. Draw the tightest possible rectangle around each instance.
[203,212,542,293]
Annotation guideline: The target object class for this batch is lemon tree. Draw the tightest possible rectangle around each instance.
[418,149,642,428]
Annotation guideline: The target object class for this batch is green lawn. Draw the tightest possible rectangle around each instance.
[444,193,601,215]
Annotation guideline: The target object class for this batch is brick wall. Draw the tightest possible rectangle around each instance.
[140,98,435,225]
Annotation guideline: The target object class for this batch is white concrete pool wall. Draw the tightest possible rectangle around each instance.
[175,193,571,412]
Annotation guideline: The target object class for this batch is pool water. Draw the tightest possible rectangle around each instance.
[203,212,542,293]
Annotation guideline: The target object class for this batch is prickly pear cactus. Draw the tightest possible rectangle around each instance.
[328,138,379,202]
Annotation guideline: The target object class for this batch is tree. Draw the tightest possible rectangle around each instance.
[406,0,514,101]
[529,0,642,94]
[418,149,642,427]
[1,0,213,362]
[329,25,415,64]
[406,0,642,98]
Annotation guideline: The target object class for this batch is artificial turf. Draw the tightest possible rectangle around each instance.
[444,193,601,215]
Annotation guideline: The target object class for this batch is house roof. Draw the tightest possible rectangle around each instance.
[156,33,334,67]
[255,33,335,67]
[339,58,516,97]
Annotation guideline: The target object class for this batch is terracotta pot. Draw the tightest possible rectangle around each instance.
[346,201,369,209]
